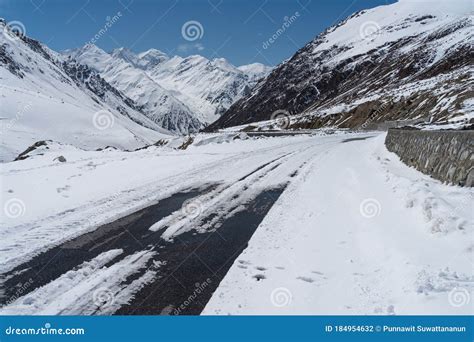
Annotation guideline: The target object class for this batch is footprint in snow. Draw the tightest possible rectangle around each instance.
[67,173,82,180]
[57,185,71,197]
[311,271,324,275]
[255,266,267,271]
[253,274,266,281]
[56,185,70,193]
[297,276,315,283]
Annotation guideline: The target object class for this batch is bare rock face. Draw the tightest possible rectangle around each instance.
[208,1,473,131]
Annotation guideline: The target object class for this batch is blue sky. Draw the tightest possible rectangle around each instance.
[1,0,395,66]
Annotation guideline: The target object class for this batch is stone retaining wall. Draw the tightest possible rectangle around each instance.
[385,129,474,187]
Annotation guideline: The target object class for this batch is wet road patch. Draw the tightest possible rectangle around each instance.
[0,185,286,315]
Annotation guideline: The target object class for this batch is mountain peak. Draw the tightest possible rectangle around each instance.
[62,44,108,66]
[138,48,168,59]
[208,0,472,131]
[211,57,239,73]
[183,54,208,63]
[87,44,107,54]
[238,63,273,85]
[0,27,171,160]
[111,47,136,59]
[137,48,169,69]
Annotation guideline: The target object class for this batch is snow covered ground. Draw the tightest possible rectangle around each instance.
[203,134,474,315]
[1,132,472,315]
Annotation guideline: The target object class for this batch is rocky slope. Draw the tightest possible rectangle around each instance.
[65,46,272,131]
[64,45,202,134]
[147,56,271,124]
[208,0,473,131]
[237,63,273,88]
[0,20,171,161]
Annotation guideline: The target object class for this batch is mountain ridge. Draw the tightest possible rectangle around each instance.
[208,0,473,131]
[64,44,272,132]
[0,21,172,161]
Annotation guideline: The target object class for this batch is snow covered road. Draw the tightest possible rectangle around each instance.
[1,132,472,315]
[204,134,474,315]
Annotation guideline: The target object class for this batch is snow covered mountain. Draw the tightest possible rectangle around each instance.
[64,45,203,134]
[208,0,473,131]
[237,63,273,87]
[0,20,172,162]
[137,49,169,70]
[147,55,253,123]
[65,46,272,128]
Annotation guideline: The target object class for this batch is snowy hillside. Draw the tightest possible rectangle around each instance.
[0,21,172,162]
[65,45,272,128]
[147,56,269,124]
[209,0,473,131]
[137,49,169,70]
[237,63,273,87]
[64,45,203,134]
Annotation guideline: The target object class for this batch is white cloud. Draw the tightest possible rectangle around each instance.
[177,42,205,53]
